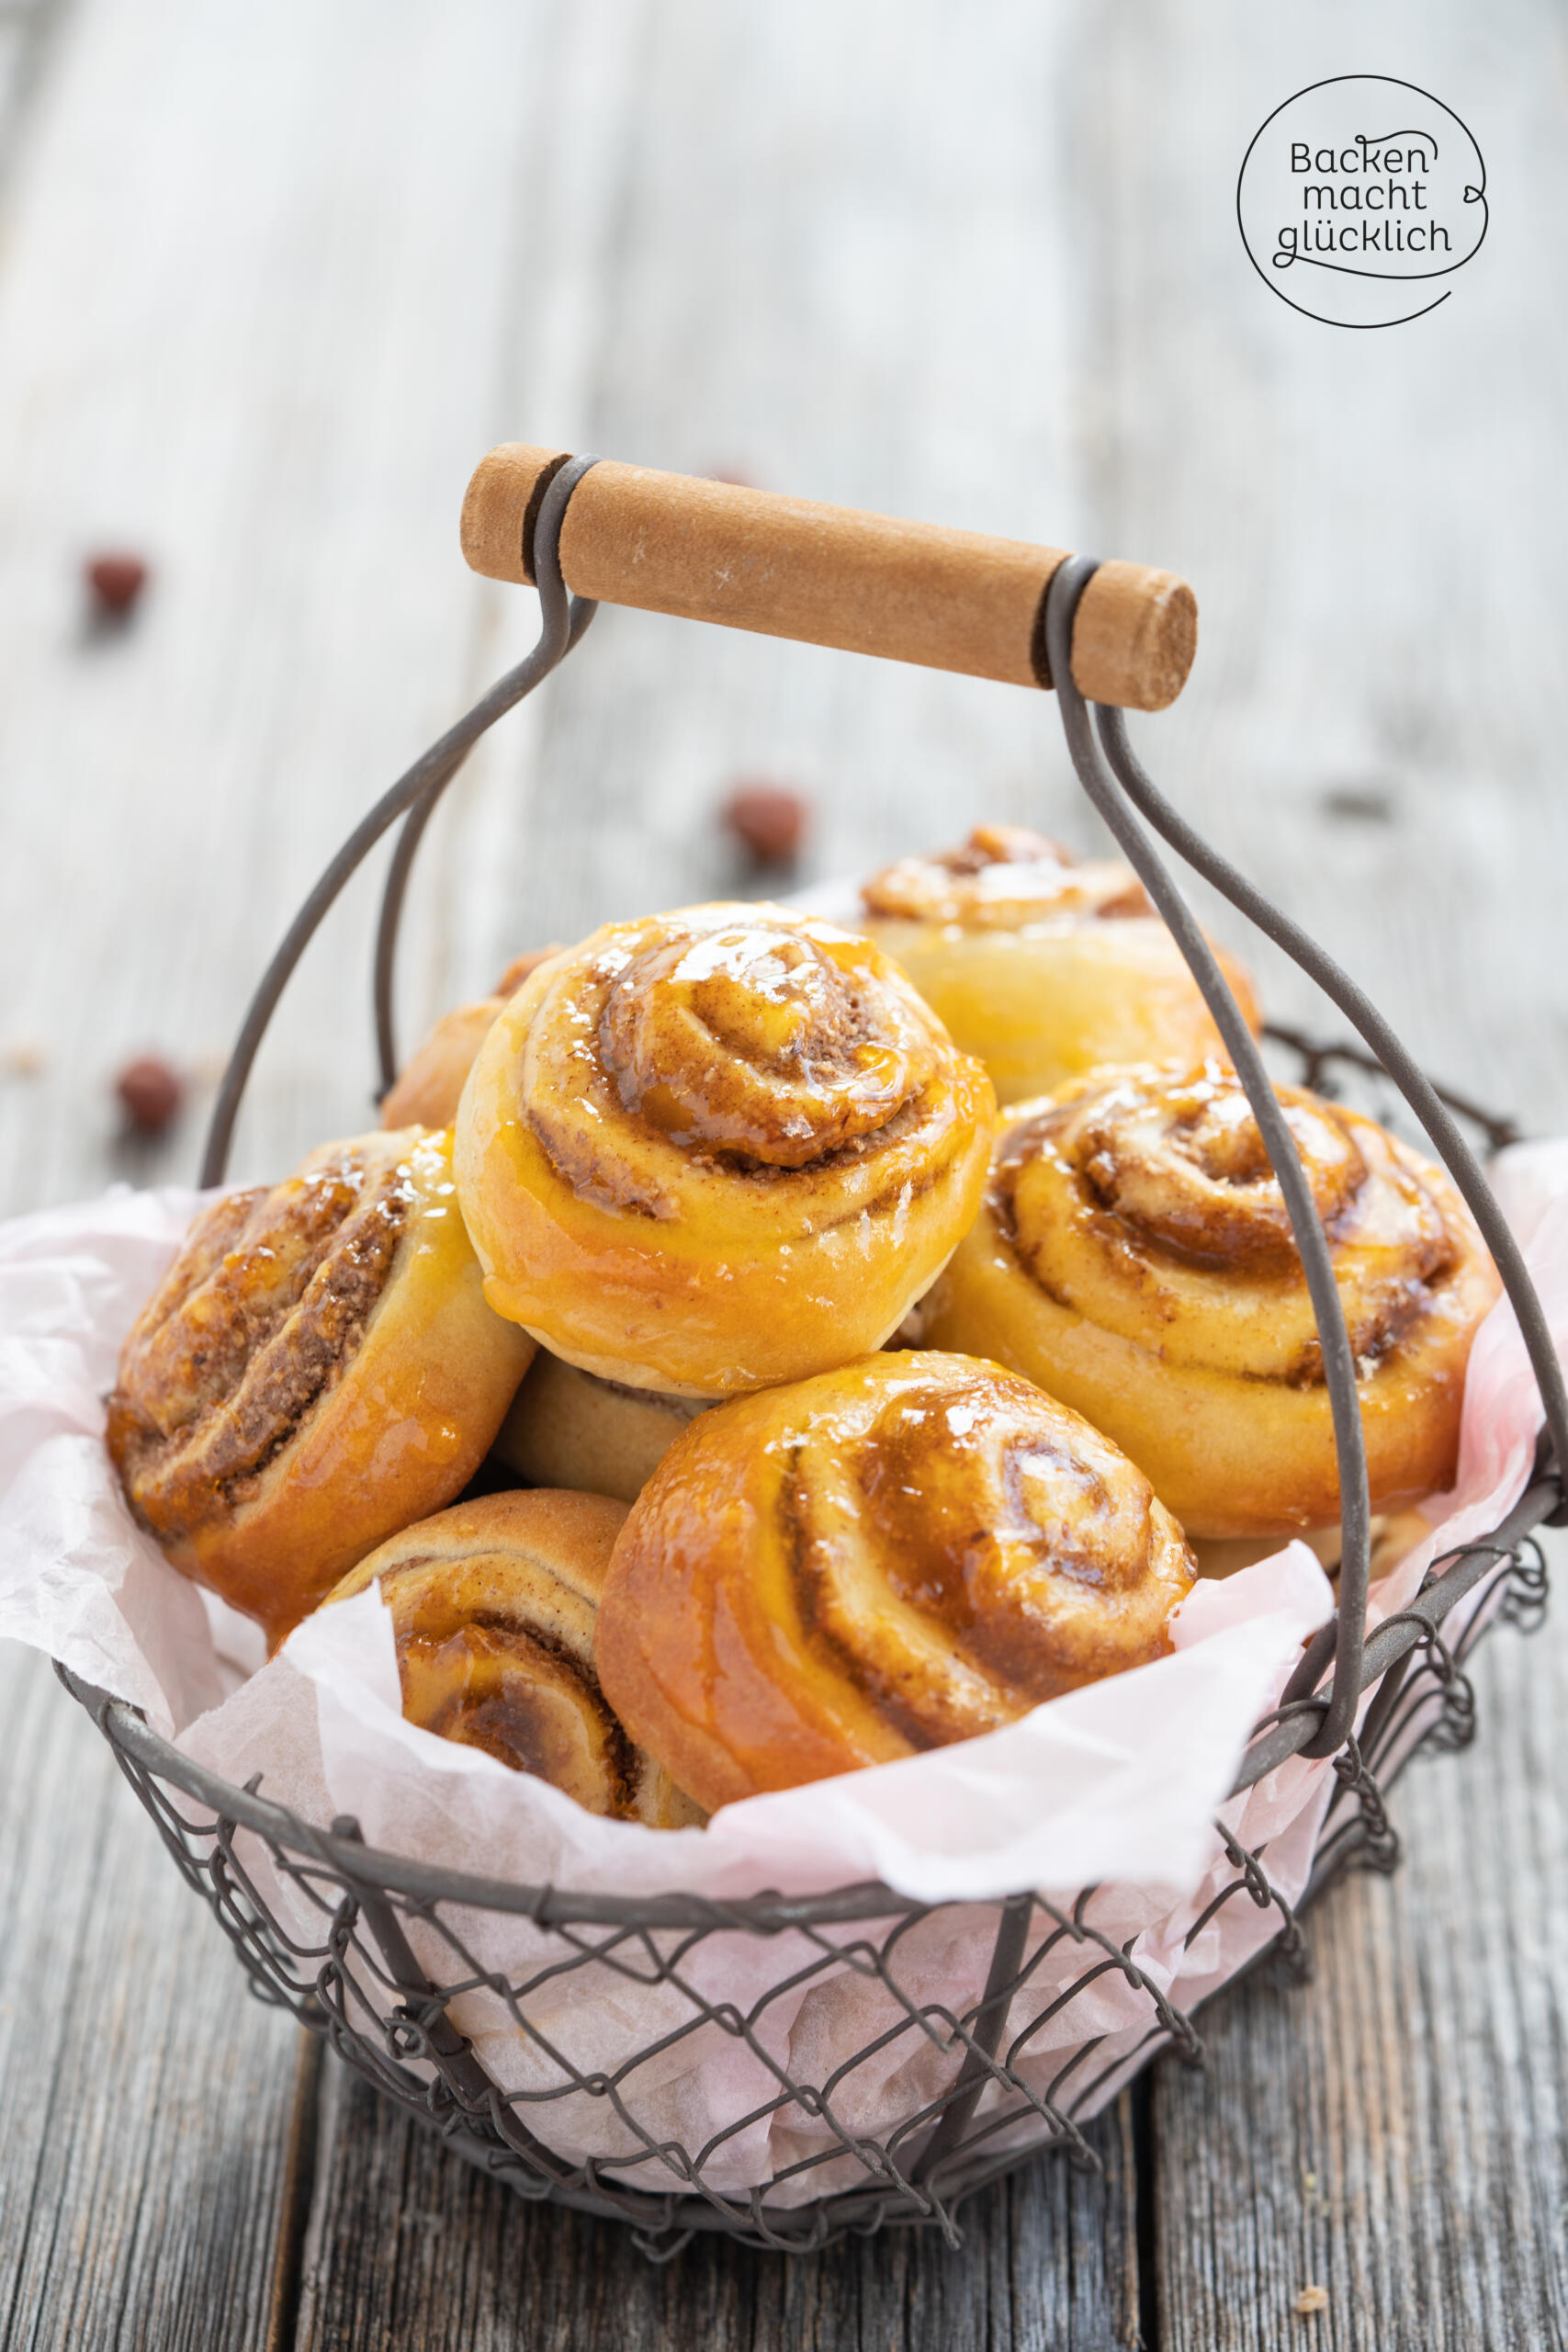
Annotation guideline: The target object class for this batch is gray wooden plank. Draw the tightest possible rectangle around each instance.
[0,0,558,1218]
[1077,4,1568,2341]
[294,2054,1141,2352]
[1069,0,1568,1131]
[1150,1566,1568,2352]
[0,1641,309,2352]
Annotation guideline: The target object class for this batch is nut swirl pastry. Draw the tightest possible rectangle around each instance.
[328,1492,702,1825]
[107,1128,535,1645]
[595,1351,1196,1808]
[860,824,1261,1104]
[923,1065,1502,1538]
[455,903,996,1396]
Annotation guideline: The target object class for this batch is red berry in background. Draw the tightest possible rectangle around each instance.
[722,783,810,866]
[115,1056,184,1136]
[85,553,149,617]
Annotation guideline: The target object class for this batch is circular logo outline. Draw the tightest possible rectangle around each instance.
[1236,74,1488,330]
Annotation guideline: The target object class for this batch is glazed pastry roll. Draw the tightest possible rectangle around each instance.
[380,945,564,1130]
[859,823,1261,1103]
[107,1128,535,1645]
[493,1349,712,1505]
[328,1492,701,1824]
[923,1064,1501,1539]
[595,1351,1195,1809]
[456,902,996,1396]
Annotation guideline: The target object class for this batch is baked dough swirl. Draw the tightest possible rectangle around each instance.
[923,1065,1502,1538]
[455,903,996,1396]
[328,1492,701,1825]
[595,1351,1195,1808]
[860,824,1261,1104]
[107,1128,535,1644]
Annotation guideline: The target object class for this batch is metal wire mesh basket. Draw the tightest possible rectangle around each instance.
[61,452,1566,2256]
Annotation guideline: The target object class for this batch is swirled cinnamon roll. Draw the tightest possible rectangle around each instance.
[107,1129,535,1644]
[380,946,565,1130]
[455,903,995,1396]
[923,1065,1502,1538]
[595,1351,1195,1808]
[328,1492,702,1824]
[859,824,1261,1104]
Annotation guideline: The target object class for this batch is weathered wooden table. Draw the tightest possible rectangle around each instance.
[2,2,1566,2344]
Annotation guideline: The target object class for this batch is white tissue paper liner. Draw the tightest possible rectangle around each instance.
[2,1146,1564,2201]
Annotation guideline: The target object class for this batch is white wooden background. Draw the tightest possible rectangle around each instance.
[1,2,1565,2345]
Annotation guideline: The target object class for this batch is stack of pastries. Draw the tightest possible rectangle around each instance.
[106,839,1500,1824]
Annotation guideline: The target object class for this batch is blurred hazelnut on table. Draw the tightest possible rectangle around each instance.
[85,552,150,622]
[1,1040,45,1076]
[721,782,810,868]
[115,1055,184,1136]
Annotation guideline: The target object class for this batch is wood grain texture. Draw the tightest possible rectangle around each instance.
[294,2055,1141,2352]
[0,1642,307,2351]
[458,444,1198,709]
[1150,1582,1568,2352]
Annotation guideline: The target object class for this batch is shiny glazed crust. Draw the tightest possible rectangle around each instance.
[922,1066,1503,1538]
[859,825,1260,1105]
[494,1350,711,1504]
[107,1128,536,1644]
[328,1490,701,1825]
[454,902,997,1396]
[595,1351,1195,1810]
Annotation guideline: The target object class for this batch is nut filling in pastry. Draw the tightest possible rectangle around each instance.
[595,1351,1196,1810]
[107,1128,536,1644]
[456,903,996,1396]
[329,1491,702,1826]
[923,1064,1503,1540]
[110,1150,412,1515]
[859,824,1261,1105]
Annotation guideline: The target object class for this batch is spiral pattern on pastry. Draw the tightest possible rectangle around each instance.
[595,1351,1195,1808]
[107,1128,535,1643]
[455,903,996,1396]
[859,824,1261,1104]
[329,1492,701,1825]
[922,1064,1503,1538]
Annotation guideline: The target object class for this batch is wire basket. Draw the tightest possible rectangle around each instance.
[61,453,1566,2256]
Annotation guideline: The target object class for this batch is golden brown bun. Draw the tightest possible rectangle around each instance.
[380,947,567,1130]
[107,1128,536,1645]
[595,1351,1195,1810]
[494,1350,712,1504]
[328,1491,702,1825]
[860,824,1261,1104]
[454,902,997,1396]
[381,1001,503,1130]
[923,1065,1502,1539]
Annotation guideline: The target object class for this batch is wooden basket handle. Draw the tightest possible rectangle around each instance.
[460,446,1196,712]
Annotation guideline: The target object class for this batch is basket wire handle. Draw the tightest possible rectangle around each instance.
[198,453,604,1187]
[1093,701,1568,1504]
[1052,558,1567,1752]
[370,587,600,1093]
[1047,556,1371,1754]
